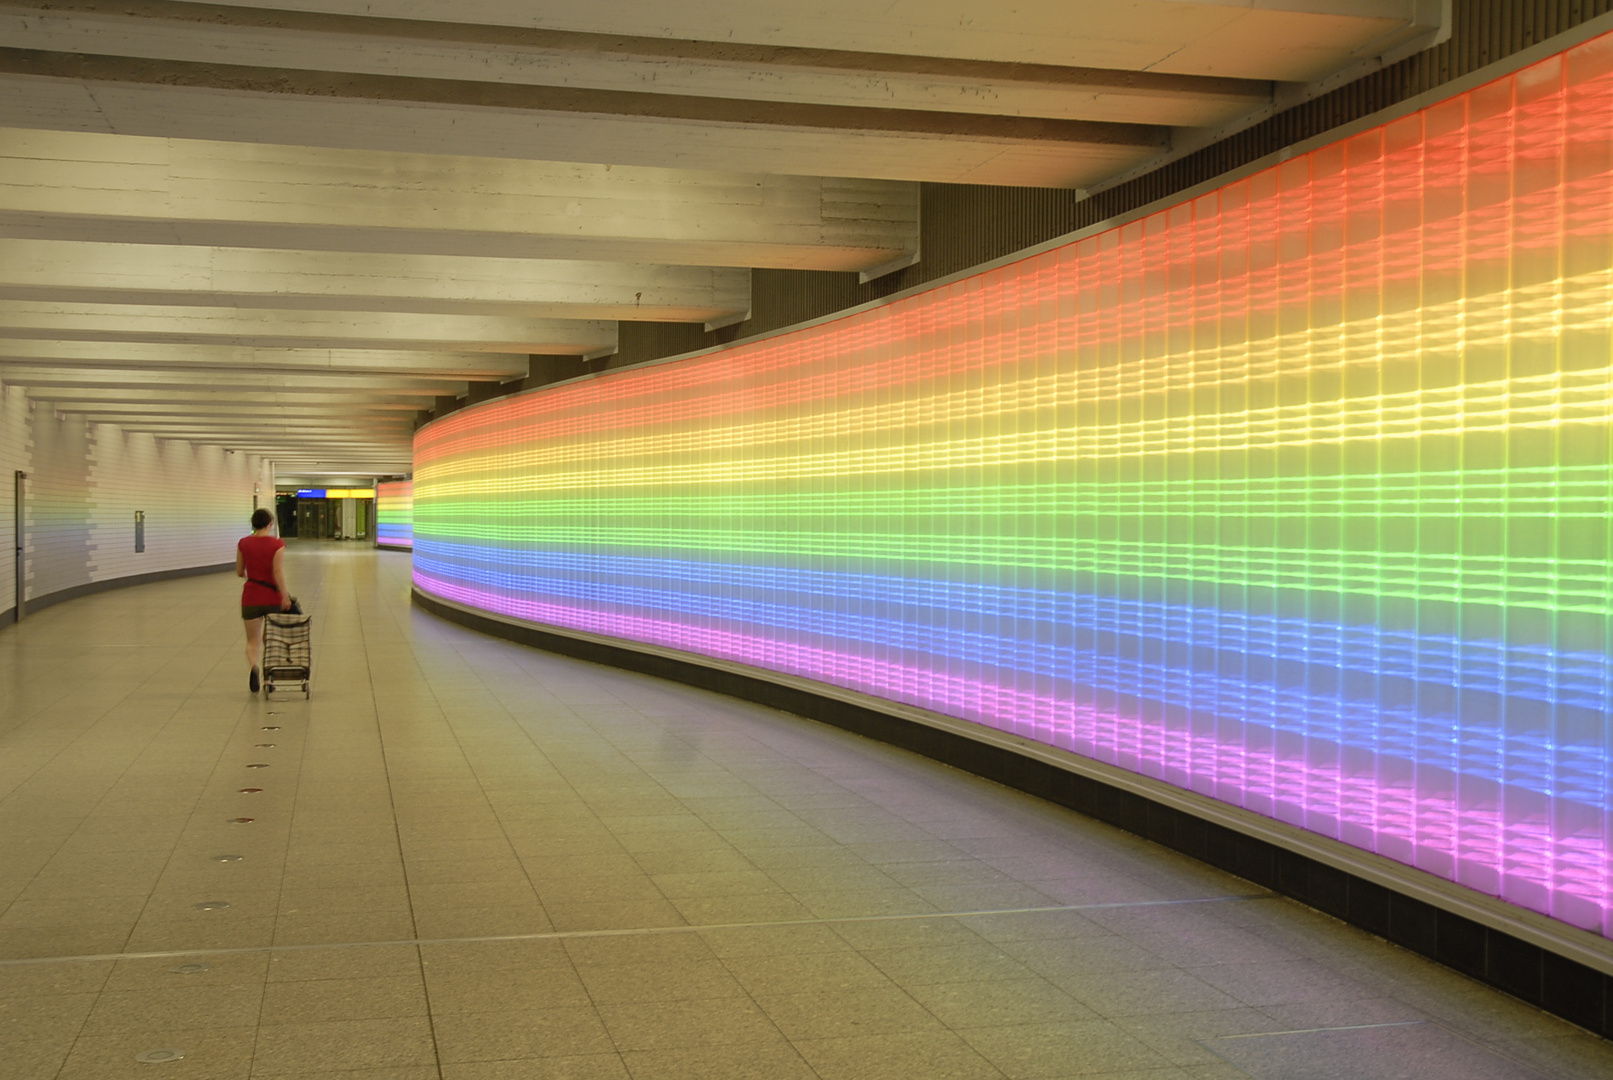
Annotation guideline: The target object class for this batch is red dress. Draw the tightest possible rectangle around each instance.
[239,534,285,607]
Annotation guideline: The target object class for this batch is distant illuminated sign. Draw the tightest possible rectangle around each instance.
[293,488,374,499]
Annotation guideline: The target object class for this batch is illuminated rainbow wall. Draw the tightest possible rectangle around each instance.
[376,480,413,550]
[416,35,1613,938]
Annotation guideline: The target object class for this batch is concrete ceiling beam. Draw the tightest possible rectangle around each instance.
[0,56,1165,188]
[0,301,617,355]
[101,0,1443,80]
[0,340,530,378]
[0,239,751,321]
[0,127,920,271]
[0,366,464,394]
[1,3,1270,125]
[18,394,422,414]
[23,387,438,406]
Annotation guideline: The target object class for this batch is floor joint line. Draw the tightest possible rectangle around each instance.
[0,890,1275,967]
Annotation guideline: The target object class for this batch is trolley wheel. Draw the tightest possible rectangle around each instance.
[302,682,309,693]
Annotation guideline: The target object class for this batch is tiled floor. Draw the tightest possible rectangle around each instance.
[1,544,1609,1080]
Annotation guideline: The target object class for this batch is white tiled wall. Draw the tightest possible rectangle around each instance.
[0,377,274,615]
[0,383,26,617]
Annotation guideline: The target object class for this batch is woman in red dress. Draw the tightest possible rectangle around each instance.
[236,508,291,693]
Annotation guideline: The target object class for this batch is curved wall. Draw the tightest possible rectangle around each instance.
[416,33,1613,944]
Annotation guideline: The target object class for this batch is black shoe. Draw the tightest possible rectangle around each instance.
[249,667,260,693]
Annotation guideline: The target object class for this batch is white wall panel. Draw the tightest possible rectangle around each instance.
[0,374,271,618]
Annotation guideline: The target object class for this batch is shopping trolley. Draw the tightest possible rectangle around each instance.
[262,611,312,697]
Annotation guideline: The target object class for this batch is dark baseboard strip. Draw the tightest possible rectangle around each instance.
[375,544,413,553]
[413,586,1613,1038]
[18,562,235,618]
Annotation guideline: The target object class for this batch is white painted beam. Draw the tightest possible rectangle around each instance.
[137,0,1443,80]
[0,67,1162,189]
[2,4,1267,125]
[24,404,413,425]
[0,239,751,321]
[0,301,615,355]
[3,367,462,395]
[23,388,438,406]
[0,128,919,272]
[0,340,529,378]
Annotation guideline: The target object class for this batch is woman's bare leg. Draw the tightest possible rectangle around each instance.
[244,616,264,671]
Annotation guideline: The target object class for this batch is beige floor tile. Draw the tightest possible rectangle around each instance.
[862,940,1039,986]
[411,904,552,939]
[251,1017,438,1073]
[544,900,686,932]
[793,1030,1006,1080]
[596,996,782,1051]
[277,885,413,916]
[793,887,939,919]
[419,937,572,972]
[81,983,262,1034]
[1108,1008,1281,1067]
[575,957,747,1004]
[433,1005,615,1061]
[668,892,817,925]
[265,944,423,983]
[832,915,986,951]
[0,1030,74,1080]
[960,1020,1176,1077]
[696,922,852,958]
[1054,969,1246,1019]
[409,881,541,909]
[0,894,151,929]
[273,909,417,946]
[908,977,1098,1030]
[0,989,97,1028]
[252,1069,438,1080]
[259,974,428,1023]
[0,922,133,960]
[57,1024,256,1080]
[618,1039,819,1080]
[403,859,532,887]
[720,949,896,996]
[755,985,945,1041]
[561,933,715,968]
[630,849,756,876]
[424,965,593,1013]
[440,1058,630,1080]
[0,960,114,996]
[646,869,779,899]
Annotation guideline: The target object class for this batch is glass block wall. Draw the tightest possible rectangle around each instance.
[415,34,1613,938]
[375,480,413,550]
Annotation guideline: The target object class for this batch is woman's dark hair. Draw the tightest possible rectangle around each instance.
[250,508,274,530]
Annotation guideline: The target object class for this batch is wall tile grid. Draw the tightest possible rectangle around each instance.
[0,375,272,613]
[415,31,1613,946]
